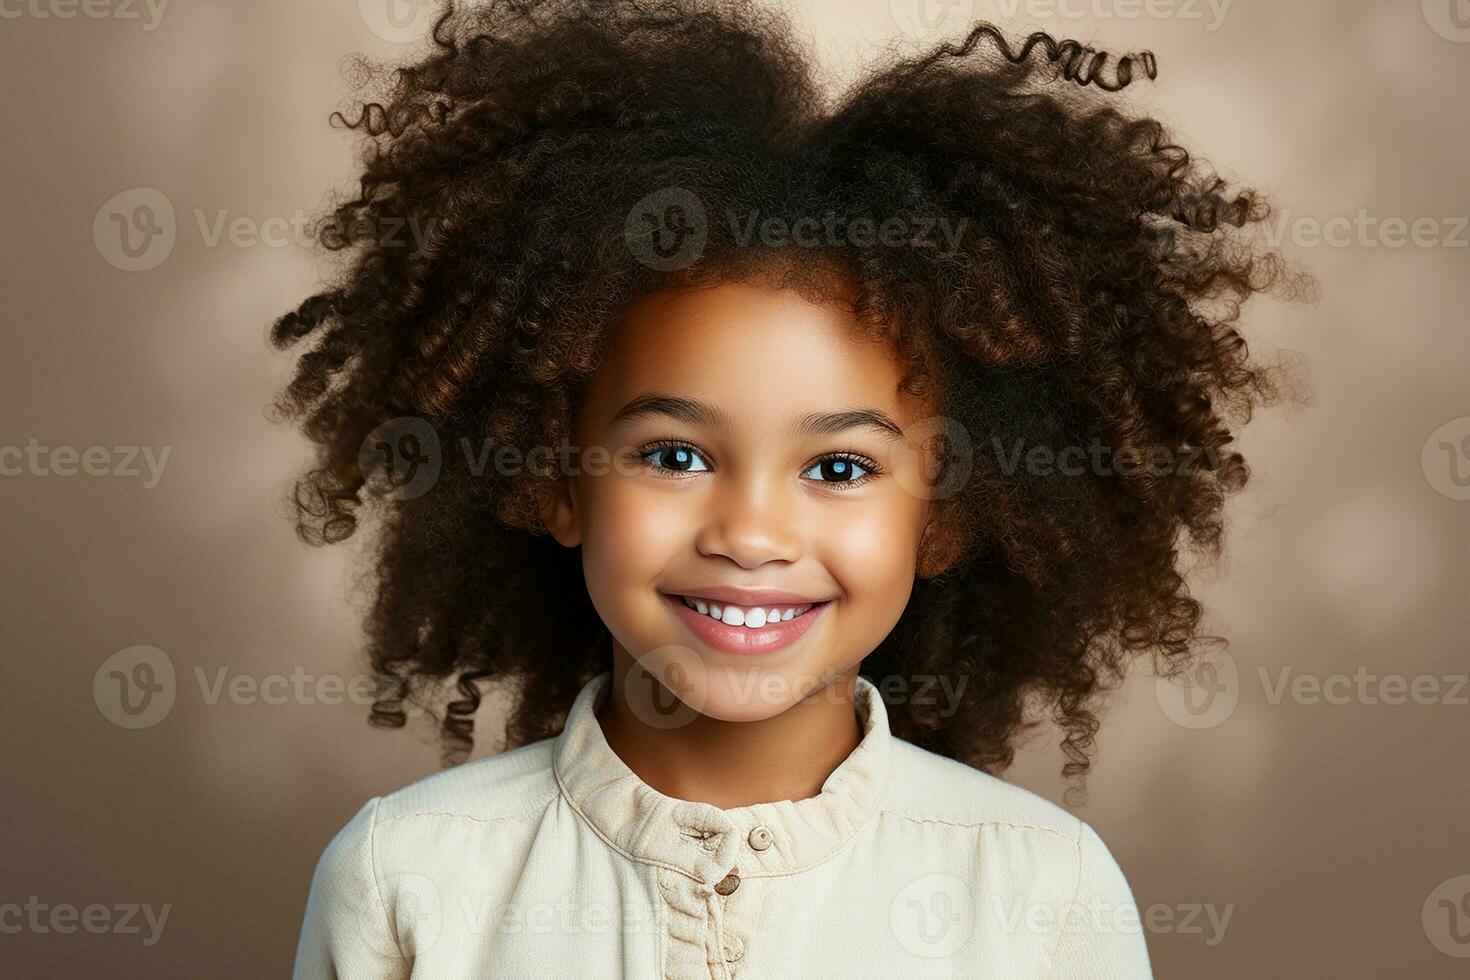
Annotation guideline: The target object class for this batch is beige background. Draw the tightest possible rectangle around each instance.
[2,0,1467,975]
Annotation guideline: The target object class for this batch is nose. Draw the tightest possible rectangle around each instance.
[694,474,802,569]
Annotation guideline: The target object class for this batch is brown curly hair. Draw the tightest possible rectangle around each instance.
[269,0,1310,798]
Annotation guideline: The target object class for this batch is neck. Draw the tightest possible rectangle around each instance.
[595,652,864,810]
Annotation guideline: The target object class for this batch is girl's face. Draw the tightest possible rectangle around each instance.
[544,279,945,722]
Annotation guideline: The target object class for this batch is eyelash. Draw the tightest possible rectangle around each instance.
[635,439,882,487]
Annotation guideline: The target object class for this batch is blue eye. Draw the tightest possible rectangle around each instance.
[801,455,872,484]
[640,443,710,473]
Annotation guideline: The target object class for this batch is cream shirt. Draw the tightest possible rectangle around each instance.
[292,669,1153,978]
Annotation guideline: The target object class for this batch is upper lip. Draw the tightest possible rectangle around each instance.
[663,586,830,607]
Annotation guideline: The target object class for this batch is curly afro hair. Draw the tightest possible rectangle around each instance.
[269,0,1309,798]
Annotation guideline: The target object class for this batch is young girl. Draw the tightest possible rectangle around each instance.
[275,1,1299,976]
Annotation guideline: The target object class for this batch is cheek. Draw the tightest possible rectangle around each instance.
[576,479,688,610]
[813,500,922,608]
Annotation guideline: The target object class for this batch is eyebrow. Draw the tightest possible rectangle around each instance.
[610,392,905,442]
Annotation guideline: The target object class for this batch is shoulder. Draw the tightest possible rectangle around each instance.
[879,739,1151,974]
[293,739,561,978]
[882,737,1083,842]
[307,736,561,879]
[373,737,561,826]
[879,738,1139,896]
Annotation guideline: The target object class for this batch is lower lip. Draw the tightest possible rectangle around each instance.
[662,594,830,656]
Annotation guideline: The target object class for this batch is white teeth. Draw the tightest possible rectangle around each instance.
[679,596,814,629]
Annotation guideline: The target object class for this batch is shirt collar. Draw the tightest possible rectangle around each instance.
[552,668,892,883]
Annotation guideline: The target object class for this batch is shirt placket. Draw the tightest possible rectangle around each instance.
[663,807,780,979]
[551,670,889,980]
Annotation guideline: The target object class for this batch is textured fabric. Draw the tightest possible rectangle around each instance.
[292,669,1152,978]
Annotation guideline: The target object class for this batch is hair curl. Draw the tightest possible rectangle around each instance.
[269,0,1310,799]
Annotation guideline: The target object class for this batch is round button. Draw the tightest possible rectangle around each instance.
[723,935,745,961]
[713,870,741,896]
[747,826,772,851]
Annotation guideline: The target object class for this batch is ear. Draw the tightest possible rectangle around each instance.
[915,506,966,579]
[538,475,582,548]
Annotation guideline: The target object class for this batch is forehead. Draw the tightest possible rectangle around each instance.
[585,280,914,427]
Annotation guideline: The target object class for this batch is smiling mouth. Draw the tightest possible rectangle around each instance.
[671,594,825,630]
[660,592,831,656]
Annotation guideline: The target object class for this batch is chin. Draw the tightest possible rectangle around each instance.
[629,649,820,723]
[690,680,798,723]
